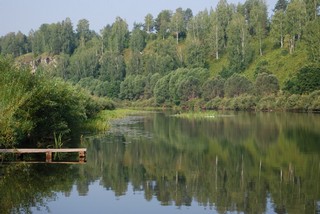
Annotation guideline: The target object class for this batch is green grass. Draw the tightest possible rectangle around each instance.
[82,109,141,132]
[207,38,309,88]
[172,111,217,120]
[243,46,308,86]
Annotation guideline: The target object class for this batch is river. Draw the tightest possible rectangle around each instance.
[1,111,320,213]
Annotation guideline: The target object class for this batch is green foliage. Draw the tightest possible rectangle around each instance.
[304,19,320,63]
[184,39,208,68]
[129,28,146,52]
[143,38,180,74]
[154,74,171,105]
[283,65,320,94]
[0,56,34,147]
[69,37,101,81]
[202,75,225,101]
[76,19,93,47]
[167,68,208,104]
[99,51,125,82]
[109,17,129,53]
[119,75,147,100]
[224,74,253,97]
[155,10,172,39]
[255,72,280,96]
[0,32,30,57]
[0,56,107,148]
[227,12,253,73]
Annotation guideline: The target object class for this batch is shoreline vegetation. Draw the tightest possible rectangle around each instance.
[0,56,116,149]
[121,93,320,112]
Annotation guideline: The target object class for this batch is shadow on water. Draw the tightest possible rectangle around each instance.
[1,111,320,213]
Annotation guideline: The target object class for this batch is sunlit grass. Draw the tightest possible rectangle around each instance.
[82,109,142,132]
[172,111,217,120]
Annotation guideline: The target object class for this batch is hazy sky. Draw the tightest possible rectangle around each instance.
[0,0,277,36]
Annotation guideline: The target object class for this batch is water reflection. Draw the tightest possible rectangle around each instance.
[1,111,320,213]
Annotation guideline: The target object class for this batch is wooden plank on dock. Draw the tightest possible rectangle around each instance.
[0,148,87,162]
[0,148,86,153]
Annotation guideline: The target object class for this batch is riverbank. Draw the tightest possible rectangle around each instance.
[118,91,320,113]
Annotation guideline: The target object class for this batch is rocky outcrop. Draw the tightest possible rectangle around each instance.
[29,56,57,74]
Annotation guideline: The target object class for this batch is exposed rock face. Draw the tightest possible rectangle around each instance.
[30,56,57,74]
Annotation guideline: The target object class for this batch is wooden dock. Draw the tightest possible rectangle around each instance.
[0,148,86,163]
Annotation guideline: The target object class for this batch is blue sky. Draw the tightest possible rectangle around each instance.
[0,0,277,36]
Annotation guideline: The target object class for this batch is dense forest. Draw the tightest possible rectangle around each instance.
[1,0,320,110]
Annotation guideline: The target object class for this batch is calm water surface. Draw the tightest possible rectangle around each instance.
[1,111,320,214]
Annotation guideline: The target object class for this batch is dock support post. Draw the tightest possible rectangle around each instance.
[46,152,52,162]
[79,151,86,162]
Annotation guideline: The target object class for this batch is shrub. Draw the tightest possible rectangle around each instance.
[257,95,277,111]
[224,74,253,97]
[0,56,107,147]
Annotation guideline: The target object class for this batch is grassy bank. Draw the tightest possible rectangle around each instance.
[82,109,139,132]
[172,111,217,120]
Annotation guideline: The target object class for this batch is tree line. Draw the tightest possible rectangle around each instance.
[1,0,320,110]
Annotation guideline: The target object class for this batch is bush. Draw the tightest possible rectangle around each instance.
[308,90,320,111]
[0,56,107,148]
[257,95,277,111]
[283,65,320,94]
[255,73,279,96]
[224,74,253,97]
[205,97,223,110]
[0,56,34,147]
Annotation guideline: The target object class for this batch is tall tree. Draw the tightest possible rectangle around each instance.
[216,0,233,53]
[184,38,207,68]
[227,13,252,73]
[30,29,43,55]
[129,26,146,52]
[304,0,320,21]
[155,10,172,39]
[110,17,129,53]
[285,0,307,54]
[271,10,286,48]
[144,13,154,33]
[76,19,91,47]
[170,8,185,44]
[250,1,268,55]
[99,51,126,82]
[208,9,225,60]
[274,0,288,12]
[69,37,100,81]
[304,18,320,63]
[101,24,112,52]
[61,18,76,54]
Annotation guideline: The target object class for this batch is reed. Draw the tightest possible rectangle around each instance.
[53,132,64,160]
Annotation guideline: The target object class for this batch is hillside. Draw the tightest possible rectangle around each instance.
[1,0,320,110]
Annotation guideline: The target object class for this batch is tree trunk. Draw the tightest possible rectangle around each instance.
[241,27,245,62]
[215,25,219,60]
[176,31,179,44]
[290,35,295,54]
[259,37,263,56]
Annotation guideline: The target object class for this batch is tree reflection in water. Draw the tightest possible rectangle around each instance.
[1,112,320,213]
